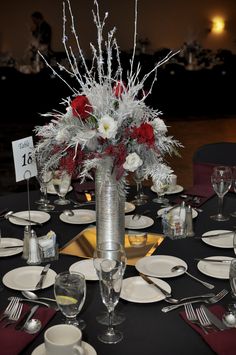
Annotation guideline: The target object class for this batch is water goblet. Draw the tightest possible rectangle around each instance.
[52,170,71,205]
[93,241,126,326]
[97,259,124,344]
[132,168,148,206]
[54,271,86,330]
[152,179,169,205]
[229,258,236,299]
[210,165,232,221]
[231,166,236,217]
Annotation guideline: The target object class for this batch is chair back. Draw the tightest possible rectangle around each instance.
[193,142,236,186]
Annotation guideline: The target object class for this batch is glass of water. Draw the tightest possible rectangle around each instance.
[210,165,232,221]
[230,258,236,298]
[52,170,71,205]
[54,271,86,329]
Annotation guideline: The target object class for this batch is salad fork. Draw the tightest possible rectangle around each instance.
[162,289,228,313]
[185,303,208,334]
[0,297,19,322]
[3,303,23,327]
[196,307,215,333]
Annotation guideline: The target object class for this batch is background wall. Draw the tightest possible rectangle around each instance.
[0,0,236,61]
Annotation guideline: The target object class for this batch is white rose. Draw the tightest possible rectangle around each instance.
[123,153,143,172]
[98,114,118,139]
[151,117,167,134]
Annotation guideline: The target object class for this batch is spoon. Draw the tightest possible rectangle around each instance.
[63,209,75,216]
[22,290,57,303]
[164,292,215,304]
[171,265,215,289]
[24,318,42,334]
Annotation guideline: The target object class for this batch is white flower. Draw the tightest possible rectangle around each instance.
[123,152,143,172]
[98,115,118,139]
[64,106,74,119]
[151,117,167,134]
[55,128,70,143]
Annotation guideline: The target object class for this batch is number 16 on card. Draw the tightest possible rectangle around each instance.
[12,136,37,182]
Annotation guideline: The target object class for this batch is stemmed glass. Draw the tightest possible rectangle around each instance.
[97,259,124,344]
[54,271,86,330]
[93,241,126,326]
[52,170,72,205]
[152,178,169,205]
[35,167,55,211]
[231,166,236,217]
[210,165,232,221]
[132,168,148,206]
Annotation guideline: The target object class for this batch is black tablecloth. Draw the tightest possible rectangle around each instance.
[0,187,235,355]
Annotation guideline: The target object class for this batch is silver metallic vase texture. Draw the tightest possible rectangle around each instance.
[95,158,125,246]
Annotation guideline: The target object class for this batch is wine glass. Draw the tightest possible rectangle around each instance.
[131,168,148,206]
[97,259,124,344]
[152,178,169,205]
[54,271,86,330]
[210,165,232,221]
[52,170,71,205]
[36,170,55,211]
[231,166,236,217]
[93,241,126,326]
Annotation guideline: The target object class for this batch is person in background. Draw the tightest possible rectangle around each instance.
[29,11,52,67]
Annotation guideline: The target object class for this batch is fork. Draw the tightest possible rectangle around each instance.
[0,297,19,321]
[185,303,208,334]
[162,289,228,313]
[3,303,23,327]
[196,307,216,333]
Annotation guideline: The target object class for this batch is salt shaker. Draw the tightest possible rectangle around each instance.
[27,229,41,265]
[22,225,31,260]
[186,205,195,237]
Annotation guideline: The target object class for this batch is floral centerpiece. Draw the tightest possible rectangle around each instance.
[35,0,182,245]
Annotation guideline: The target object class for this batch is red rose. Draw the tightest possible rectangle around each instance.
[131,122,155,147]
[71,95,93,120]
[113,81,126,98]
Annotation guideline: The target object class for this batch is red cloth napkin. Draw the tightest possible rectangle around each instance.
[180,305,236,355]
[0,304,56,355]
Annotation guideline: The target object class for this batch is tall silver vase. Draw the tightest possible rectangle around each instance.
[95,158,125,246]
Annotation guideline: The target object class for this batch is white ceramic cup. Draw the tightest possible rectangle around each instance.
[44,324,85,355]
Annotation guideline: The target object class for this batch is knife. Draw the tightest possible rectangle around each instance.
[195,258,232,264]
[35,263,51,289]
[0,245,23,249]
[7,214,43,227]
[199,231,234,239]
[201,305,228,330]
[140,273,171,297]
[15,305,39,331]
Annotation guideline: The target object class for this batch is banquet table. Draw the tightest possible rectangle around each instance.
[0,186,235,355]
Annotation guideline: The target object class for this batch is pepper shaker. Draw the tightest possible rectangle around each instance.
[186,205,195,237]
[22,225,31,260]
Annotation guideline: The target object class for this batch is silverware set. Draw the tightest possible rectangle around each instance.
[185,303,227,333]
[162,289,228,313]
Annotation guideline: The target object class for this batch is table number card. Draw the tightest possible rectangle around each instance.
[12,136,37,182]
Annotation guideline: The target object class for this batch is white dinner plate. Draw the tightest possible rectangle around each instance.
[202,230,234,248]
[135,255,187,278]
[47,184,73,195]
[157,206,198,219]
[69,259,98,281]
[125,202,135,213]
[31,341,97,355]
[8,211,51,226]
[125,215,154,229]
[3,266,57,291]
[59,209,96,224]
[0,238,23,257]
[197,256,233,279]
[120,276,171,303]
[151,184,184,195]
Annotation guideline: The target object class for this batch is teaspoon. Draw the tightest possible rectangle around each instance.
[21,290,57,303]
[171,265,215,289]
[24,318,42,334]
